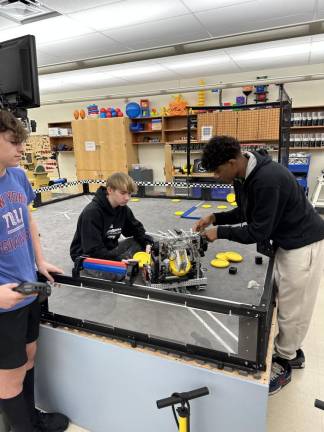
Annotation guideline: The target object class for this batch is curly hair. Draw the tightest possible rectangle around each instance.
[201,136,241,172]
[0,110,28,143]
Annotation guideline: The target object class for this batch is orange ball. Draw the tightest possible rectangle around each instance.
[73,110,79,120]
[79,109,86,119]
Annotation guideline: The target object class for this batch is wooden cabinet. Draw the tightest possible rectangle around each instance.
[290,106,324,150]
[72,118,138,189]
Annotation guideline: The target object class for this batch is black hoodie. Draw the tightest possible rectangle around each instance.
[216,151,324,250]
[70,186,149,261]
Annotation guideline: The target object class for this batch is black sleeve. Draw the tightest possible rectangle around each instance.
[80,209,118,259]
[217,186,282,244]
[121,207,150,248]
[213,207,244,225]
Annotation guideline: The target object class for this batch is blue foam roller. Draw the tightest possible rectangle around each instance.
[83,262,127,275]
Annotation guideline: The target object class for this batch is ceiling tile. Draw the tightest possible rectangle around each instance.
[39,33,129,63]
[196,1,316,38]
[41,0,121,14]
[103,15,209,50]
[68,0,189,31]
[182,0,255,13]
[36,50,61,67]
[317,0,324,10]
[0,15,19,32]
[0,16,93,46]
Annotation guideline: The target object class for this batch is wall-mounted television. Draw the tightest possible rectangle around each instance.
[0,34,40,109]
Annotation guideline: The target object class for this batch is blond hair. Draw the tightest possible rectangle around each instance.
[106,172,137,194]
[0,110,28,143]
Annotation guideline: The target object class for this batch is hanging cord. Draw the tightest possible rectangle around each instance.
[171,404,179,429]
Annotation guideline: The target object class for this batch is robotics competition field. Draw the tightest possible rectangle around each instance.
[33,194,272,366]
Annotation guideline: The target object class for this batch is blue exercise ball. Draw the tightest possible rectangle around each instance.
[126,102,141,118]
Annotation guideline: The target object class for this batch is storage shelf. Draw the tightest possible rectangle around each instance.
[131,116,162,120]
[164,128,188,132]
[291,125,324,129]
[133,141,165,145]
[289,147,324,151]
[132,130,162,134]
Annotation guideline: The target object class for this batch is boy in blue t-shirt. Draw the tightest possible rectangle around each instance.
[0,110,69,431]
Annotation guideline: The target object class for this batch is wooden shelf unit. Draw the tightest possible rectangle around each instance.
[48,121,73,152]
[290,106,324,149]
[130,114,197,145]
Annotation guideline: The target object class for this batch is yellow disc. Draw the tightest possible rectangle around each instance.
[171,199,181,203]
[131,198,140,202]
[217,205,227,209]
[216,252,228,260]
[226,193,236,203]
[231,202,237,207]
[174,210,184,216]
[224,251,243,263]
[202,204,212,209]
[169,259,191,276]
[210,258,230,268]
[133,251,151,268]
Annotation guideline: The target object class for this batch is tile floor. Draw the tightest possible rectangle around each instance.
[66,277,324,432]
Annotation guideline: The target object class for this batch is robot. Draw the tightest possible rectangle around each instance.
[142,229,208,292]
[73,230,208,293]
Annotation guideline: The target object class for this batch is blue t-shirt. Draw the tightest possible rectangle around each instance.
[0,167,37,313]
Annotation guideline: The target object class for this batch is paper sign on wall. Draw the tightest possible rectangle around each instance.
[201,126,213,141]
[84,141,96,151]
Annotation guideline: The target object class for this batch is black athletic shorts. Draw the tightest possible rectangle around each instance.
[0,299,40,369]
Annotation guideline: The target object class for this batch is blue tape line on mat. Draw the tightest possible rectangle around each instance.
[83,262,127,274]
[181,205,198,218]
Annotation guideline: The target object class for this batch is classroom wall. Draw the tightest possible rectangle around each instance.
[29,63,324,194]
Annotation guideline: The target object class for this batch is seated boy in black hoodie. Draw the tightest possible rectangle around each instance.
[70,172,152,263]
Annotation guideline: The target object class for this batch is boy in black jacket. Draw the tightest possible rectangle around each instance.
[193,136,324,395]
[70,172,152,263]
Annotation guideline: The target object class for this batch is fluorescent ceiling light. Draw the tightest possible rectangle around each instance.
[0,15,92,44]
[164,56,229,69]
[311,41,324,53]
[231,44,311,61]
[70,0,184,31]
[109,65,164,78]
[182,0,254,11]
[39,69,124,92]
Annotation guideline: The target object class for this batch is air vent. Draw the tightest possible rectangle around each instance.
[0,0,60,23]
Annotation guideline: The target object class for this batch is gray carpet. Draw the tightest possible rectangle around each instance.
[33,194,269,306]
[33,194,270,360]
